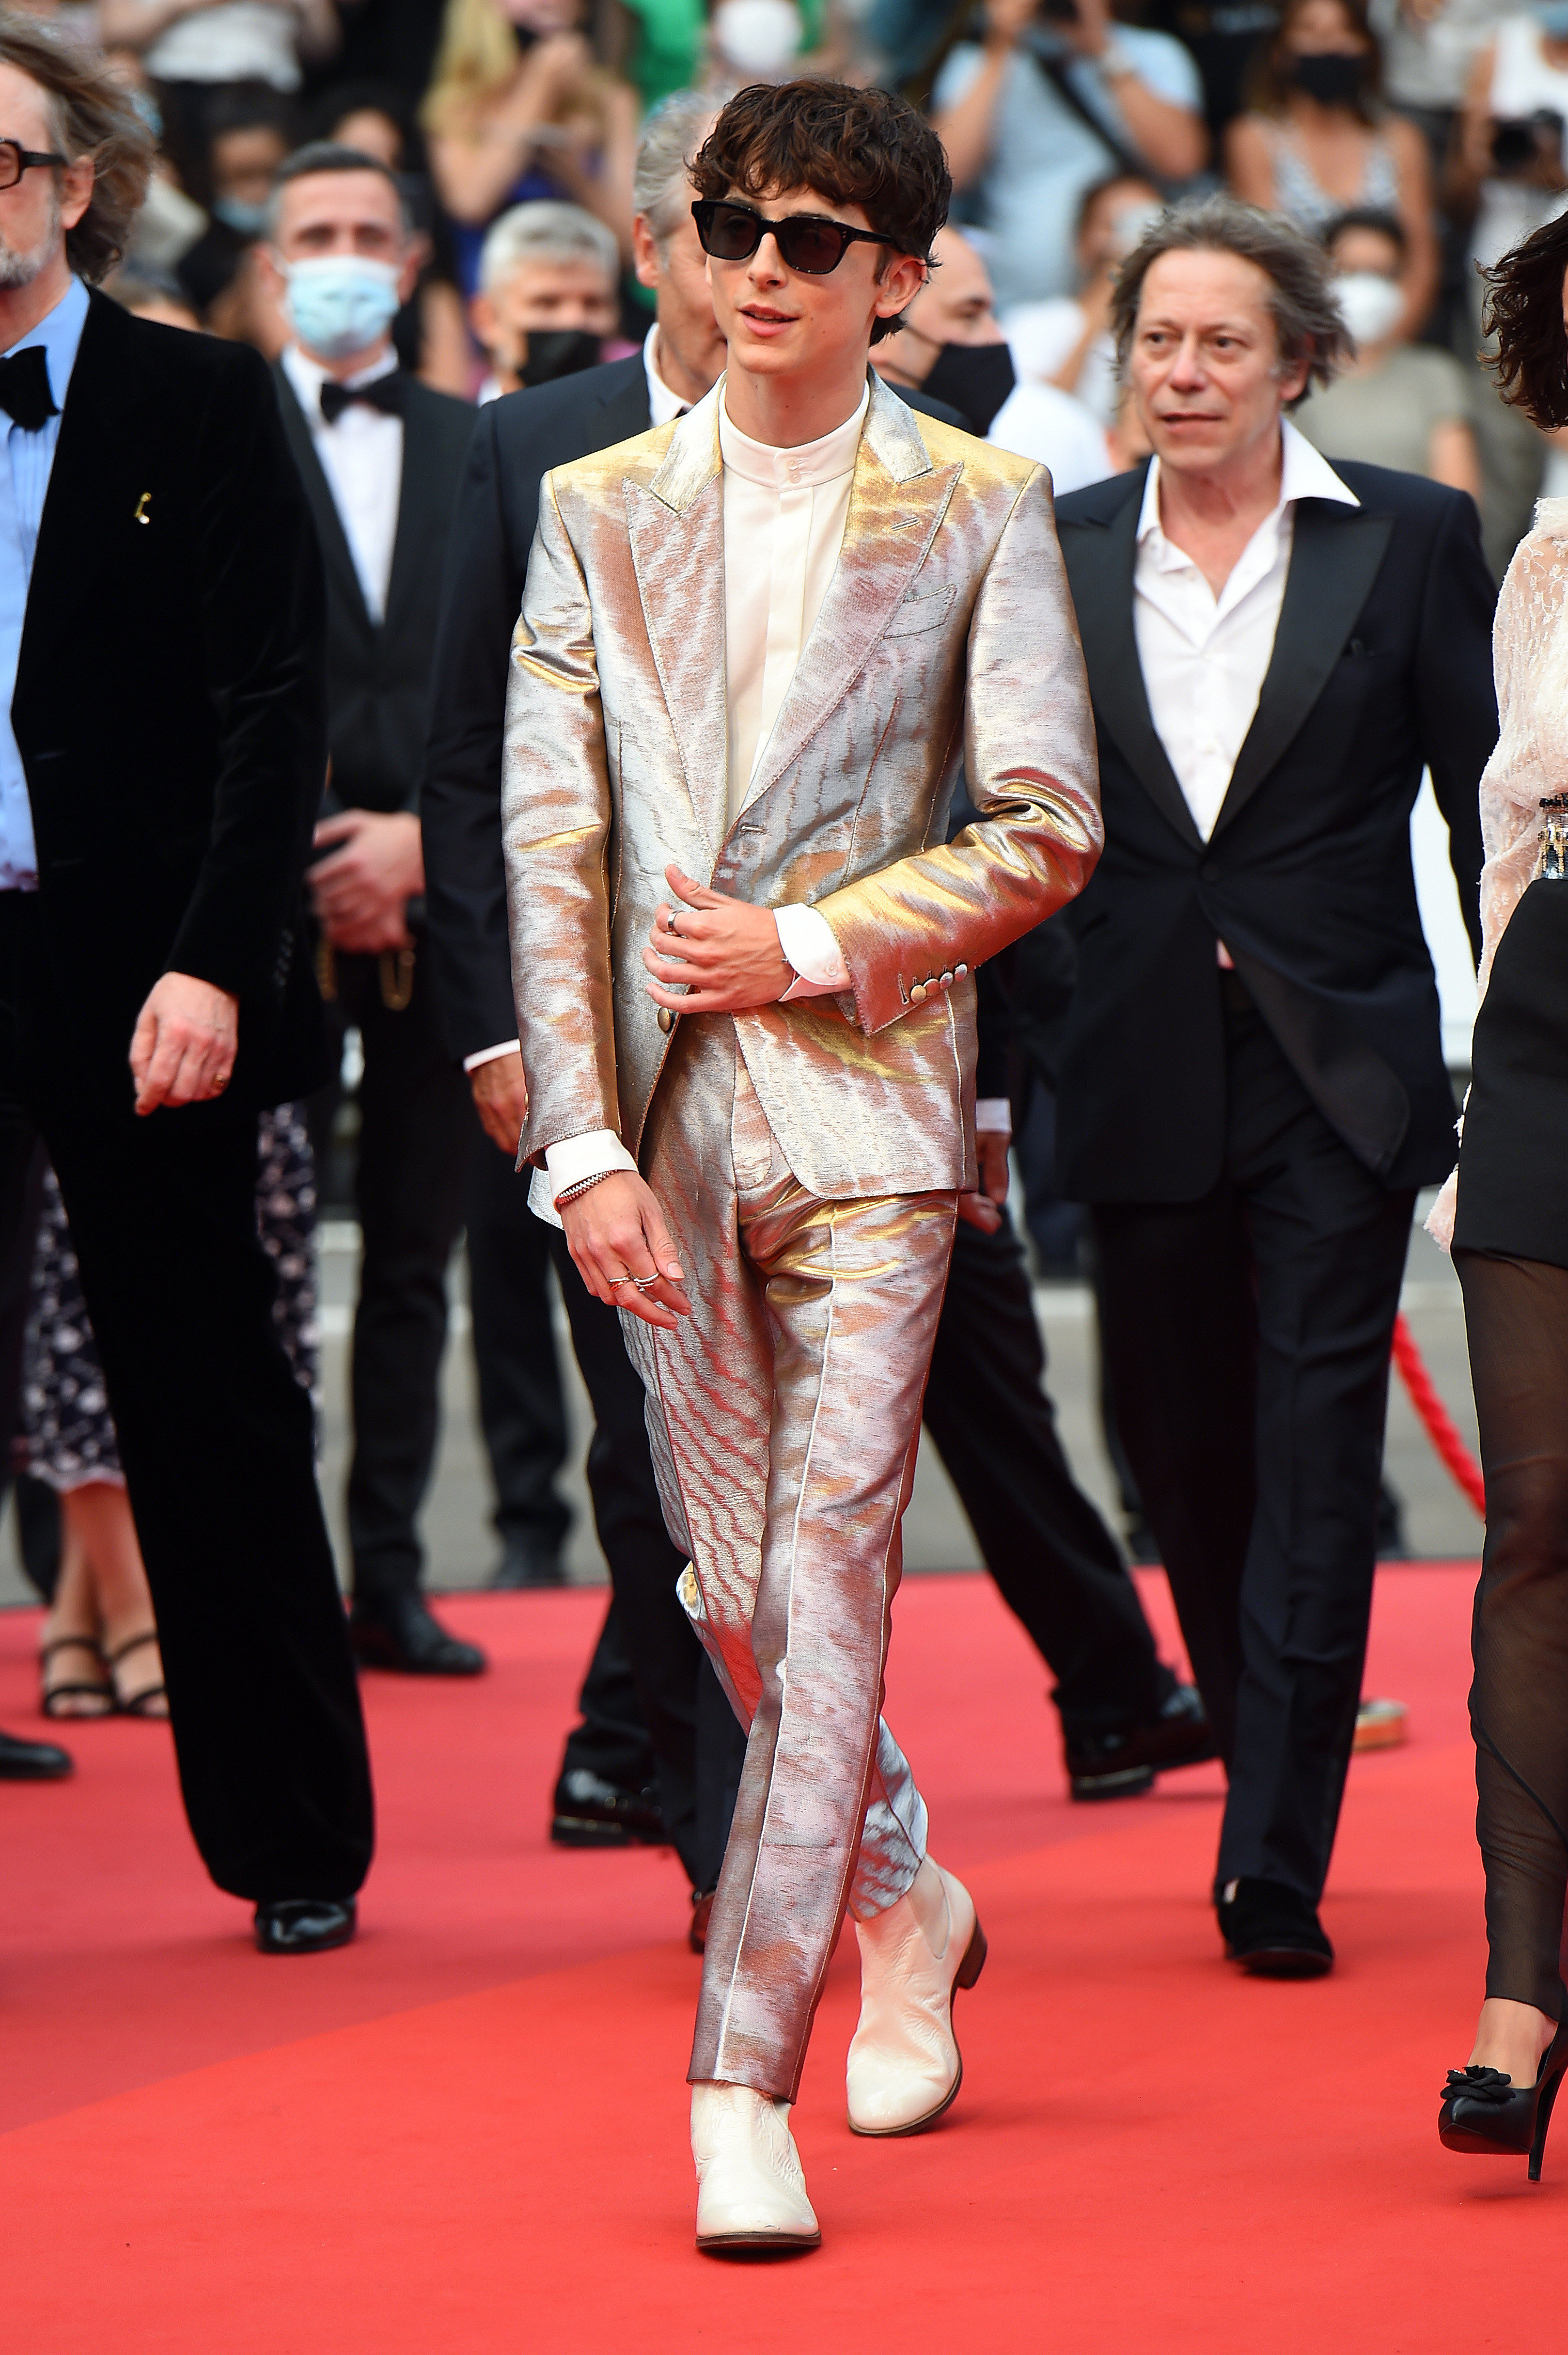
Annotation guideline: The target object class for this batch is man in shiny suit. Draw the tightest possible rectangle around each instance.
[0,27,372,1946]
[262,142,487,1678]
[1053,197,1495,1980]
[503,79,1101,2251]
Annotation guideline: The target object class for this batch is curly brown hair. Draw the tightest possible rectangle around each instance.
[0,17,153,284]
[691,78,950,345]
[1481,210,1568,431]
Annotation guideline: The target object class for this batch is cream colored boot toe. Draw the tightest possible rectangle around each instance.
[691,2080,821,2254]
[846,1858,987,2137]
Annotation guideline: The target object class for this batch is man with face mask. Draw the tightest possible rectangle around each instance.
[469,198,622,404]
[261,143,489,1678]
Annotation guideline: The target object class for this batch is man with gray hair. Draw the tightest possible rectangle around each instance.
[1052,194,1496,1977]
[470,200,622,405]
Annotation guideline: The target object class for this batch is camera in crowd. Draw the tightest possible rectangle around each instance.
[1491,109,1566,183]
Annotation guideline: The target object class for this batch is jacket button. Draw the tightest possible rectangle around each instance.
[939,971,954,988]
[657,1006,677,1034]
[1201,860,1220,882]
[955,962,968,977]
[910,982,927,1003]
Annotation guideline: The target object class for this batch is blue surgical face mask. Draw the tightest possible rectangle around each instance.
[1537,1,1568,36]
[213,194,269,238]
[284,256,403,363]
[129,86,163,141]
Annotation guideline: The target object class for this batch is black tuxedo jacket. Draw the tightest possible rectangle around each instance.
[421,354,967,1061]
[1051,460,1496,1202]
[11,292,330,1106]
[273,363,475,817]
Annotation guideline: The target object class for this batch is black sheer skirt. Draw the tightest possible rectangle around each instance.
[1455,1250,1568,2018]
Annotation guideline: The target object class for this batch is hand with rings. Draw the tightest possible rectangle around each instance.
[644,864,793,1015]
[558,1169,692,1330]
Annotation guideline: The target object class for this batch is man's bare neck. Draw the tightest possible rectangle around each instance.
[651,322,719,408]
[302,331,395,382]
[723,349,870,447]
[1156,426,1284,596]
[0,251,73,355]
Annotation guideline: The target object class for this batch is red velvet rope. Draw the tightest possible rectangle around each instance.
[1391,1313,1486,1520]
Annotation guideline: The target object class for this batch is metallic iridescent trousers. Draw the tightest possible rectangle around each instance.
[621,1016,957,2101]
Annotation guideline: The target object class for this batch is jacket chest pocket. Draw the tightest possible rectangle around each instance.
[883,584,955,639]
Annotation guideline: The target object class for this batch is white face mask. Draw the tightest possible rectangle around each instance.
[284,256,403,364]
[1332,270,1406,351]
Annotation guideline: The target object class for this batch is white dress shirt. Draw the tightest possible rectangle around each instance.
[0,274,89,892]
[281,342,402,625]
[1134,419,1359,843]
[534,379,865,1220]
[644,324,688,428]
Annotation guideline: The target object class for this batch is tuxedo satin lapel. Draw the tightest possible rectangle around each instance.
[628,396,727,857]
[1213,499,1394,838]
[18,291,128,689]
[381,392,443,644]
[273,367,373,637]
[1062,481,1201,853]
[744,392,959,811]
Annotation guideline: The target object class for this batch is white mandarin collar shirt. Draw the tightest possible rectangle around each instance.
[1133,419,1359,846]
[282,341,402,626]
[718,382,868,829]
[643,325,688,427]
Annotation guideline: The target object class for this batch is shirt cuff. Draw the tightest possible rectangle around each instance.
[975,1097,1012,1134]
[463,1039,521,1072]
[774,902,849,1001]
[529,1128,639,1229]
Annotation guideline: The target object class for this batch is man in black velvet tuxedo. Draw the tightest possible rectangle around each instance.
[422,95,1212,1939]
[0,27,372,1946]
[1053,196,1496,1975]
[261,143,487,1678]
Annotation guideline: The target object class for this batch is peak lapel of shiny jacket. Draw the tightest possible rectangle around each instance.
[626,385,727,859]
[744,374,960,812]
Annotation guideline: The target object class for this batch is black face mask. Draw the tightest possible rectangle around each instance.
[1290,51,1365,106]
[919,339,1016,436]
[521,329,605,388]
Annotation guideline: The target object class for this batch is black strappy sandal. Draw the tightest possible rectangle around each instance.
[39,1634,114,1718]
[105,1630,168,1718]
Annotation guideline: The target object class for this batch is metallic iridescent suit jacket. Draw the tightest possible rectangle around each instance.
[501,372,1102,1196]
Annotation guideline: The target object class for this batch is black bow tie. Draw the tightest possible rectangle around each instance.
[320,372,404,425]
[0,346,57,433]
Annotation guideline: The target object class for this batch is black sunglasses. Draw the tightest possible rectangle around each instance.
[0,140,66,192]
[691,198,895,277]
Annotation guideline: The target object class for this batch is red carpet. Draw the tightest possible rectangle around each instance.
[1,1566,1559,2351]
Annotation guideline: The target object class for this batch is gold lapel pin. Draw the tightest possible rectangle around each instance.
[133,491,151,525]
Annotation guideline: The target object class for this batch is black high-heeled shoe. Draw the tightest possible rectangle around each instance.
[1440,2017,1568,2181]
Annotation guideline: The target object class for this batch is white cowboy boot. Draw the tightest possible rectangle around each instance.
[846,1857,987,2136]
[691,2080,821,2254]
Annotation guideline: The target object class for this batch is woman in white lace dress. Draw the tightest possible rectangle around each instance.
[1435,209,1568,2177]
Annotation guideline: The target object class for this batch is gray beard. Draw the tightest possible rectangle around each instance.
[0,196,61,291]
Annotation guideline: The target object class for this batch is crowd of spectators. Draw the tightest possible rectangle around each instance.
[0,0,1544,577]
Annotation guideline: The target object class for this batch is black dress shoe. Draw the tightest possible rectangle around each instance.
[254,1897,357,1956]
[1063,1683,1219,1800]
[492,1537,567,1590]
[0,1725,72,1779]
[1217,1876,1334,1978]
[1441,2018,1568,2180]
[551,1767,665,1846]
[350,1593,487,1676]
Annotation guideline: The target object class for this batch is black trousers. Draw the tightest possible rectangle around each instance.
[547,1226,746,1894]
[922,1214,1170,1736]
[1093,982,1413,1905]
[310,941,475,1603]
[465,1135,570,1565]
[0,897,372,1897]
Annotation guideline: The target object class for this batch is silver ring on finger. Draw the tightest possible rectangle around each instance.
[665,913,679,936]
